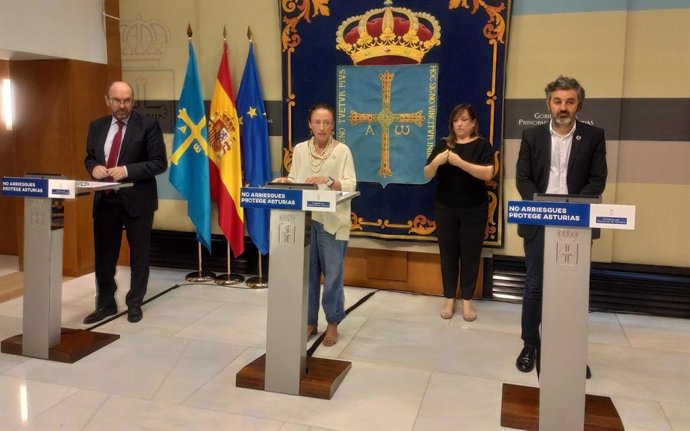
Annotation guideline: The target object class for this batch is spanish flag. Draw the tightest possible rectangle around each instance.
[208,40,244,256]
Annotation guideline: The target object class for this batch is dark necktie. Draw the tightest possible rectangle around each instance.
[107,120,125,169]
[104,121,124,189]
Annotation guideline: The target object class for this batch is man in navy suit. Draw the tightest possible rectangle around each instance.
[83,81,167,324]
[515,76,607,374]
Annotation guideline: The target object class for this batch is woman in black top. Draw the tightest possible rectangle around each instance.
[424,104,495,321]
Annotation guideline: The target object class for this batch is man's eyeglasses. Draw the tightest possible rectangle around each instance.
[109,98,133,106]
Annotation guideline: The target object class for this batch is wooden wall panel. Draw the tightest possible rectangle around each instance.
[0,59,19,255]
[65,60,113,274]
[11,59,110,276]
[344,249,484,298]
[103,0,128,266]
[7,1,122,276]
[365,249,408,281]
[105,0,122,84]
[11,60,71,272]
[11,61,72,175]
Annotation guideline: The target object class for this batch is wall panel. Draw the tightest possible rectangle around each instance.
[11,59,110,276]
[0,59,18,254]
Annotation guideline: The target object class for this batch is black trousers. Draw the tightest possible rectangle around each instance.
[434,201,488,300]
[93,194,154,309]
[521,227,545,348]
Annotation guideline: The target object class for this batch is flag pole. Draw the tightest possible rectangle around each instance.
[215,242,245,285]
[186,242,216,282]
[246,250,268,288]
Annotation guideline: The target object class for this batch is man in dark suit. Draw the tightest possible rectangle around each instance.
[515,76,607,374]
[83,81,167,324]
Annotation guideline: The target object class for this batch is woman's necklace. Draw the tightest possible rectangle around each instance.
[308,136,334,173]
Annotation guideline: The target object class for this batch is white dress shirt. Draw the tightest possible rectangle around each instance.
[545,120,575,194]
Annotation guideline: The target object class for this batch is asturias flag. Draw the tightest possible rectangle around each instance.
[208,40,244,257]
[169,40,212,252]
[237,43,271,255]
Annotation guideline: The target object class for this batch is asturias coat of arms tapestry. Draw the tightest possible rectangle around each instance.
[280,0,511,246]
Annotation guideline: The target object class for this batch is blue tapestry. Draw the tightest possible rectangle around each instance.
[337,64,438,186]
[280,0,511,246]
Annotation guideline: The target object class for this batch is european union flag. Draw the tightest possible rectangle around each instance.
[169,41,212,252]
[237,43,271,255]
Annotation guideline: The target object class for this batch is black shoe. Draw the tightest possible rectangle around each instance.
[516,346,538,373]
[586,365,592,379]
[127,306,143,323]
[83,307,117,324]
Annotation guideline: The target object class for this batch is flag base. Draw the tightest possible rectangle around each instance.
[185,271,216,282]
[215,273,245,286]
[245,275,268,289]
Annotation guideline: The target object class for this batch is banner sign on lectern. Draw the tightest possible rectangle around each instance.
[2,177,129,199]
[240,187,337,212]
[1,177,76,199]
[507,201,635,230]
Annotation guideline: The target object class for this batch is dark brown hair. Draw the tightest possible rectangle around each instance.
[545,76,585,110]
[308,103,335,123]
[444,103,479,148]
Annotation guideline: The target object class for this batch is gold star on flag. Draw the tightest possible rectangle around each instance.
[247,107,257,118]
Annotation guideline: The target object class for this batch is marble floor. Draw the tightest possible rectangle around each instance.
[0,254,19,277]
[0,257,688,430]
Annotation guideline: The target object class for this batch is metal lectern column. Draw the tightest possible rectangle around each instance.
[22,197,63,358]
[502,198,631,430]
[265,209,309,395]
[539,226,592,431]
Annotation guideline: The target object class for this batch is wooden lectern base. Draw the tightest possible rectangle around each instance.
[236,354,352,400]
[1,328,120,363]
[501,383,624,430]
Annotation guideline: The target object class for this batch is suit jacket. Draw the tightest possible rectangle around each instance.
[516,121,607,239]
[85,111,168,217]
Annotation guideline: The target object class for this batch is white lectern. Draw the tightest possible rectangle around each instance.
[502,197,635,431]
[1,176,127,362]
[236,185,359,399]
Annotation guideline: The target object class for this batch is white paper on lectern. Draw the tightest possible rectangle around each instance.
[336,191,359,202]
[301,189,336,211]
[589,204,636,230]
[47,179,76,198]
[75,181,133,194]
[76,181,121,189]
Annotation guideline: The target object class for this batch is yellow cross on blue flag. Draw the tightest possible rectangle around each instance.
[169,40,212,252]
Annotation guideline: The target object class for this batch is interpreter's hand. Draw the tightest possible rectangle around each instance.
[448,151,463,167]
[91,165,109,180]
[305,176,329,185]
[106,166,127,181]
[433,150,450,167]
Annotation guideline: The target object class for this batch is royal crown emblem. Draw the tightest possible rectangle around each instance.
[336,0,441,66]
[121,14,169,62]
